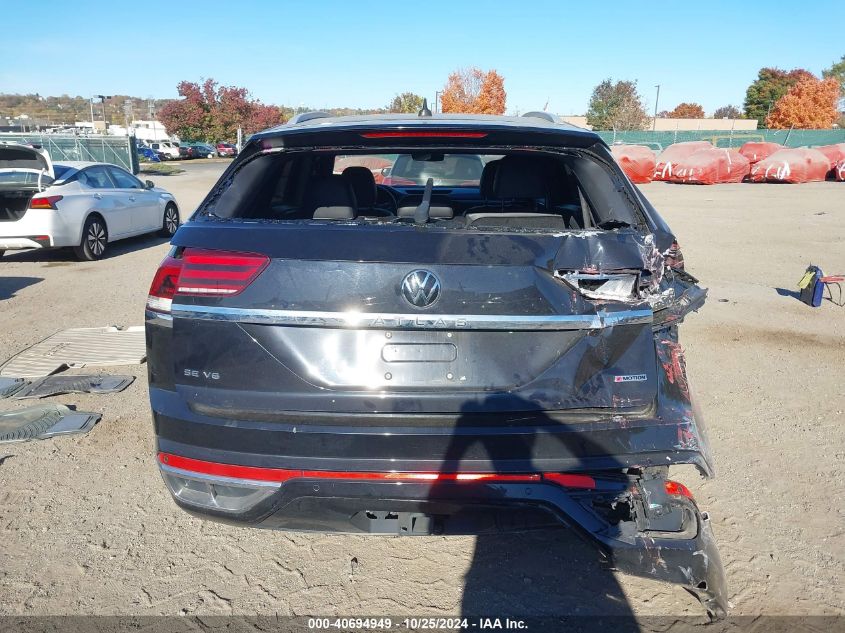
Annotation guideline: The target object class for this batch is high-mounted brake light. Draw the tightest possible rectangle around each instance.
[158,452,597,489]
[29,195,63,210]
[360,131,488,139]
[146,249,269,313]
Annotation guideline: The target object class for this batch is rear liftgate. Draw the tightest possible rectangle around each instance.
[151,222,723,617]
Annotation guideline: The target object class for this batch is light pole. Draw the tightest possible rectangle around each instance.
[435,91,442,114]
[94,95,111,132]
[652,84,661,131]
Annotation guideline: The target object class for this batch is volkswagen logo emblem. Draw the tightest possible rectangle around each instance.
[401,270,441,308]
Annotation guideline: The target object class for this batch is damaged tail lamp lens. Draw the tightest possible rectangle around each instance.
[146,249,270,313]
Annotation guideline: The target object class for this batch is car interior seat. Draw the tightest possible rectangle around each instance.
[305,175,357,220]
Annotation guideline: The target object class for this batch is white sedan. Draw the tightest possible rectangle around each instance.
[0,144,180,261]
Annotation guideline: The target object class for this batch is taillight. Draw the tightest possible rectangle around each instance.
[664,480,695,500]
[29,195,63,210]
[146,248,269,313]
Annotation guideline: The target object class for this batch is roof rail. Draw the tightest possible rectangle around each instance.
[521,111,557,124]
[287,111,332,125]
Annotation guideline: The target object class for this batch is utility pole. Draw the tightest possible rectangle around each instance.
[94,95,111,133]
[435,91,442,114]
[652,85,661,131]
[89,98,95,130]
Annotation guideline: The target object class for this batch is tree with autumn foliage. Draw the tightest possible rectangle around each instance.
[667,102,705,118]
[743,68,815,125]
[713,105,742,119]
[766,77,840,129]
[440,68,506,115]
[158,78,285,142]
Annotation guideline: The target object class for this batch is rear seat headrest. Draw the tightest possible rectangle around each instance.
[341,166,377,208]
[397,205,454,219]
[305,175,357,220]
[493,156,551,199]
[479,160,501,199]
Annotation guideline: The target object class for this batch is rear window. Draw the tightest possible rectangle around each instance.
[202,148,641,233]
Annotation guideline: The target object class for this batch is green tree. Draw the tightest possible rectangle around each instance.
[822,54,845,110]
[585,79,648,130]
[743,68,814,126]
[712,105,742,119]
[387,92,425,114]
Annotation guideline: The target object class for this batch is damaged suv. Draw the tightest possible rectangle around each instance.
[145,111,727,617]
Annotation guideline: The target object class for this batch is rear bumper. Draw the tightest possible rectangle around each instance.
[0,235,52,250]
[157,451,728,619]
[151,386,715,477]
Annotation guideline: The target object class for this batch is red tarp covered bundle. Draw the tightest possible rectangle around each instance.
[668,148,750,184]
[836,160,845,182]
[653,141,712,181]
[749,149,831,183]
[814,143,845,169]
[738,142,783,164]
[610,145,656,184]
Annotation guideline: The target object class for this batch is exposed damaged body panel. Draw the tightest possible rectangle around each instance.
[145,113,726,617]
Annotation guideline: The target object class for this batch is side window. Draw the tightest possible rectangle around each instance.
[80,166,116,189]
[108,167,143,189]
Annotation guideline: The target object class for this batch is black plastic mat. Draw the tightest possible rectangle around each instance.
[13,375,134,400]
[0,405,101,443]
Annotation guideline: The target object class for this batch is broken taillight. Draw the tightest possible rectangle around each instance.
[146,248,269,313]
[664,480,695,500]
[664,241,685,271]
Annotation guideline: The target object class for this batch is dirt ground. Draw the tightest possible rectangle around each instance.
[0,162,843,619]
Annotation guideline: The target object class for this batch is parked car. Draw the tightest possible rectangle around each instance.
[148,141,180,160]
[0,144,179,260]
[137,146,161,162]
[192,143,217,159]
[145,112,727,618]
[216,142,237,157]
[178,145,197,160]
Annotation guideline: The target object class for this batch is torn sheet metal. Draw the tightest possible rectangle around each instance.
[0,326,146,378]
[12,374,135,400]
[0,377,26,399]
[0,404,101,443]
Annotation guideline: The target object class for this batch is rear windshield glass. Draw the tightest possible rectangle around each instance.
[202,148,641,233]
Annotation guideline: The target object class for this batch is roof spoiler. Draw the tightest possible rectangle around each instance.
[521,111,558,124]
[287,111,332,125]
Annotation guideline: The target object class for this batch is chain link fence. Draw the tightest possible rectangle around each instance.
[596,129,845,152]
[0,133,137,173]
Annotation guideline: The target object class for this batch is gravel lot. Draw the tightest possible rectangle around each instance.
[0,161,843,619]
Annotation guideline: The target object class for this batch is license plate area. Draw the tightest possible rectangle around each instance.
[382,343,457,363]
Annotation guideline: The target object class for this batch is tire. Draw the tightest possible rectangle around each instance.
[160,203,180,237]
[73,215,108,261]
[207,152,214,159]
[0,250,5,258]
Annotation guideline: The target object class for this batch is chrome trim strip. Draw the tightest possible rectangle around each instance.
[159,463,282,489]
[170,305,652,331]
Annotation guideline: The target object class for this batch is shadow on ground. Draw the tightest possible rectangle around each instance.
[432,396,638,625]
[0,276,42,300]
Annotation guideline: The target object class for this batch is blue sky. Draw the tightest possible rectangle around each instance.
[1,0,841,116]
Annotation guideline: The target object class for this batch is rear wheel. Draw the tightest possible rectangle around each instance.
[160,203,180,237]
[73,215,108,261]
